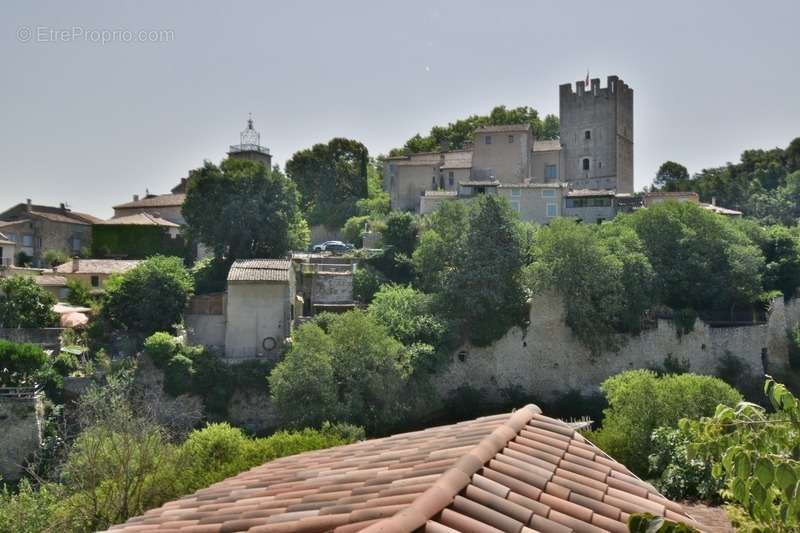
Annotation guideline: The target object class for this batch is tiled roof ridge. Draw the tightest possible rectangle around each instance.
[360,404,542,533]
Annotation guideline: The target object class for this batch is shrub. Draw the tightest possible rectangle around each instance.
[43,249,69,268]
[142,332,180,367]
[0,275,57,328]
[191,256,229,295]
[342,215,371,246]
[648,426,723,501]
[588,370,742,475]
[0,339,48,386]
[270,311,407,434]
[66,279,92,307]
[353,266,385,304]
[103,256,193,336]
[368,285,448,350]
[0,479,62,533]
[788,325,800,369]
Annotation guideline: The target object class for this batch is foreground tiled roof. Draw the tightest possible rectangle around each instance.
[228,259,292,282]
[106,406,702,533]
[54,259,141,275]
[113,194,187,209]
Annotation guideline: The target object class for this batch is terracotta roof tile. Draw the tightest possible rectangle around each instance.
[106,406,703,532]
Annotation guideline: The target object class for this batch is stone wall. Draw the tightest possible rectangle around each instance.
[311,270,353,304]
[185,292,226,351]
[0,393,43,481]
[0,327,63,349]
[434,292,796,402]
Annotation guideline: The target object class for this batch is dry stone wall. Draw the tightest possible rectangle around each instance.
[0,394,43,481]
[435,292,797,402]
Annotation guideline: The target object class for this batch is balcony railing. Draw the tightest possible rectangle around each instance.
[229,143,270,155]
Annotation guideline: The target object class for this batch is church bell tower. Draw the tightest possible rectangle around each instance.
[228,114,272,169]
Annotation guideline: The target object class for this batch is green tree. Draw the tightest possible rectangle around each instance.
[443,195,527,346]
[0,339,48,386]
[0,275,57,328]
[268,324,338,428]
[103,256,193,337]
[654,161,690,190]
[526,219,655,354]
[183,159,308,261]
[43,249,69,268]
[382,211,418,256]
[67,279,92,307]
[270,311,407,434]
[412,200,470,293]
[588,370,742,476]
[622,202,765,314]
[285,138,369,228]
[687,377,800,532]
[368,285,448,350]
[355,157,390,217]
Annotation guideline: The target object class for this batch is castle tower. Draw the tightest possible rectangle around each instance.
[228,114,272,169]
[559,75,633,193]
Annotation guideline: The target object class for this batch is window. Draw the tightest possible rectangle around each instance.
[59,288,70,300]
[448,172,454,187]
[582,158,590,171]
[484,135,492,145]
[584,130,591,140]
[508,135,514,143]
[431,177,437,189]
[22,234,33,247]
[546,202,557,218]
[5,233,16,242]
[541,189,556,198]
[598,161,602,169]
[545,164,557,180]
[510,201,520,213]
[91,275,100,288]
[510,188,521,198]
[71,237,81,252]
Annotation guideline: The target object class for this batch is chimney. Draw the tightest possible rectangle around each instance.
[133,194,139,202]
[59,203,66,211]
[26,198,32,212]
[72,256,79,273]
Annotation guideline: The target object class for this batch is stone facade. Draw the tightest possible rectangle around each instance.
[385,75,634,215]
[496,183,565,224]
[0,392,43,481]
[434,292,795,402]
[559,76,634,193]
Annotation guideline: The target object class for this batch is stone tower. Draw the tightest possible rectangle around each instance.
[228,114,272,169]
[559,75,633,193]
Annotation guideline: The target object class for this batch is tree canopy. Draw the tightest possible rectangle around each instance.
[285,138,369,228]
[183,158,308,261]
[102,256,194,337]
[390,105,559,155]
[0,275,57,328]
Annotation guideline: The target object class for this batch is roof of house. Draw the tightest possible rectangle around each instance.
[0,203,102,225]
[97,213,181,227]
[499,182,568,190]
[423,190,459,197]
[533,139,562,152]
[0,231,13,245]
[35,274,68,287]
[477,124,532,133]
[227,259,292,282]
[113,194,186,210]
[106,406,701,533]
[440,150,473,170]
[54,259,141,275]
[565,189,617,198]
[459,180,500,187]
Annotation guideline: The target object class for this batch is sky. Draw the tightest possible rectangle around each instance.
[1,0,798,218]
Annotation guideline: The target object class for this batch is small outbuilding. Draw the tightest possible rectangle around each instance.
[224,259,295,360]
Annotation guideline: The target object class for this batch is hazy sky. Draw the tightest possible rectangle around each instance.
[1,0,798,218]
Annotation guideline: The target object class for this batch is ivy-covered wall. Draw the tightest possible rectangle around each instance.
[92,226,188,259]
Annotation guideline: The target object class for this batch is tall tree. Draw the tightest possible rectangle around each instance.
[183,159,308,261]
[654,161,690,190]
[0,276,57,328]
[285,138,369,228]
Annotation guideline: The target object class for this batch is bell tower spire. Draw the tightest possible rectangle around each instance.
[228,114,272,169]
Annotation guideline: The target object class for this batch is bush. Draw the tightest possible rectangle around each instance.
[142,332,180,367]
[270,311,408,434]
[648,426,723,501]
[66,279,92,307]
[588,370,742,475]
[368,285,448,350]
[0,275,57,328]
[353,266,385,304]
[788,325,800,369]
[342,215,371,247]
[0,339,48,386]
[43,249,69,268]
[191,256,230,295]
[0,479,62,533]
[103,256,193,336]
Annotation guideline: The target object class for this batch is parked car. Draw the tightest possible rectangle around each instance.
[312,240,353,254]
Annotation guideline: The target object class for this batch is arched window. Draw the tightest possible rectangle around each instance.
[582,158,590,171]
